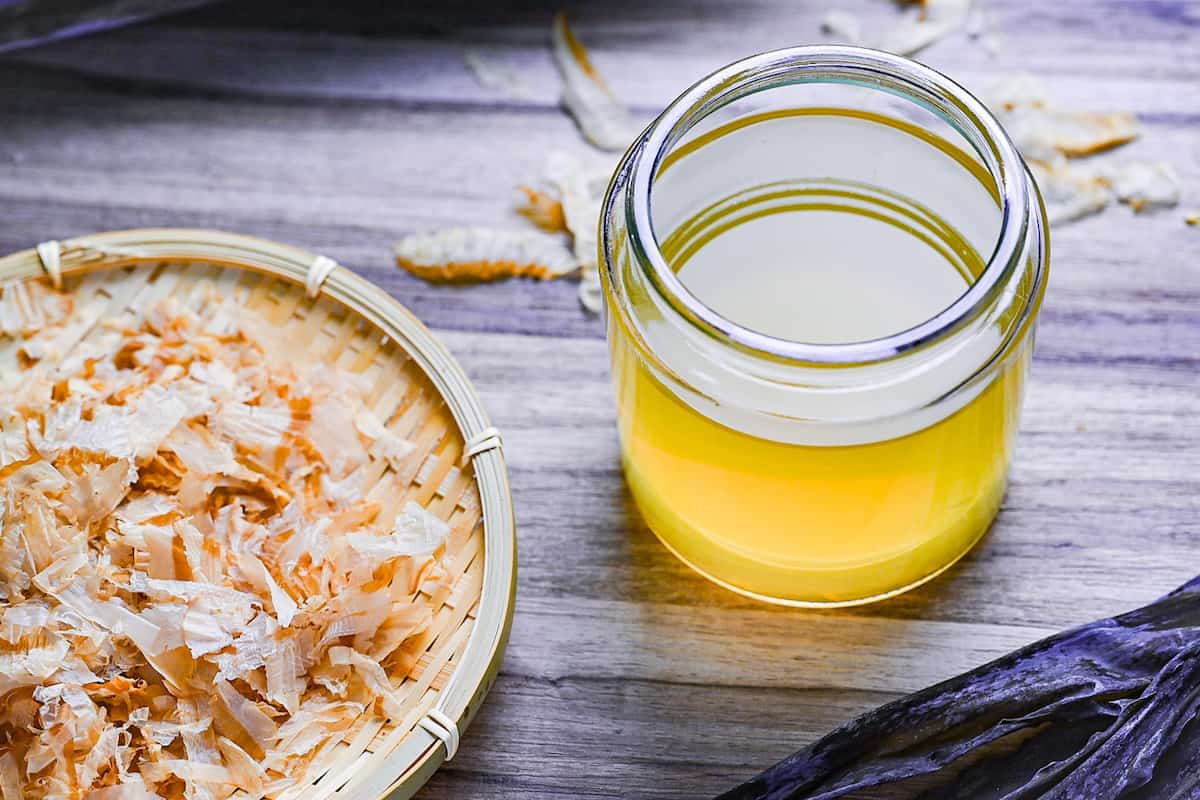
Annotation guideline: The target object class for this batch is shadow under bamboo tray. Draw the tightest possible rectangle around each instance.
[0,228,517,800]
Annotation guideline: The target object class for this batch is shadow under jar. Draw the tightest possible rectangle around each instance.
[600,46,1049,607]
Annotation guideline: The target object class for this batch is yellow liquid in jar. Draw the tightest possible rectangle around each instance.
[614,334,1027,605]
[609,109,1034,605]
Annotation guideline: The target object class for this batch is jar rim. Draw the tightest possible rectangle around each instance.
[621,45,1034,366]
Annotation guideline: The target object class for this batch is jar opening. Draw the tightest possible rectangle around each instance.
[623,45,1032,366]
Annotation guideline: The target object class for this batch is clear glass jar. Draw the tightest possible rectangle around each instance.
[599,46,1049,607]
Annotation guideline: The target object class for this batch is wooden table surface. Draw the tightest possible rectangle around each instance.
[1,1,1197,797]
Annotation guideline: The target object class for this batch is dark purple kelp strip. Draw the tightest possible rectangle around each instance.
[717,577,1200,800]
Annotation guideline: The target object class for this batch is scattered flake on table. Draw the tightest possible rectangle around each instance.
[551,12,640,151]
[395,226,579,281]
[878,0,975,55]
[1102,160,1183,212]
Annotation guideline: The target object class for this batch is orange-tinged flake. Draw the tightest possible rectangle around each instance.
[555,11,604,86]
[551,12,639,151]
[516,185,568,232]
[399,257,564,282]
[395,226,578,282]
[112,339,144,370]
[0,282,452,800]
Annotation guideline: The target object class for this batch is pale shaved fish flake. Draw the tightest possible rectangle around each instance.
[215,679,279,749]
[239,552,300,628]
[0,753,21,800]
[982,74,1178,226]
[218,736,269,798]
[879,0,974,55]
[211,401,291,452]
[328,646,407,720]
[544,151,610,269]
[86,776,157,800]
[393,18,629,311]
[354,410,416,471]
[821,1,992,55]
[0,287,458,799]
[518,150,616,313]
[79,725,121,791]
[1103,160,1183,212]
[395,226,578,282]
[392,501,452,557]
[987,74,1140,161]
[551,12,640,151]
[0,410,29,470]
[0,279,72,338]
[1030,159,1112,224]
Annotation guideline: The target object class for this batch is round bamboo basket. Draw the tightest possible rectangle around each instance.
[0,229,516,800]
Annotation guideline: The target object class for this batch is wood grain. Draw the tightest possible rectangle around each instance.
[0,0,1197,796]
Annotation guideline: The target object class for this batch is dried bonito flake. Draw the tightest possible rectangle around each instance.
[988,74,1140,161]
[0,279,73,338]
[429,151,614,311]
[0,283,453,800]
[393,151,615,311]
[1103,160,1183,212]
[516,186,569,233]
[542,152,610,268]
[879,0,974,55]
[395,227,578,282]
[529,151,614,312]
[1028,159,1113,225]
[983,75,1181,225]
[1030,156,1181,224]
[408,15,625,313]
[822,1,986,55]
[551,12,640,152]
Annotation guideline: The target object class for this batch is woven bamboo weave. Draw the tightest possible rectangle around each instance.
[0,229,516,800]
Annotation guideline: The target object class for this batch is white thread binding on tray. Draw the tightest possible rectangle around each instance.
[464,426,503,458]
[306,254,338,298]
[418,708,460,761]
[36,240,62,288]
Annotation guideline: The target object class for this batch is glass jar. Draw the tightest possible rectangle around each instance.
[599,46,1049,607]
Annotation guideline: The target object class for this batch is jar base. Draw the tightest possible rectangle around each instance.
[646,520,991,608]
[625,455,1004,607]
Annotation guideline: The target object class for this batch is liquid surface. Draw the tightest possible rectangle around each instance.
[676,185,971,343]
[611,109,1029,605]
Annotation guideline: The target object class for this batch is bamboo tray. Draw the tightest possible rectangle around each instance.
[0,229,516,800]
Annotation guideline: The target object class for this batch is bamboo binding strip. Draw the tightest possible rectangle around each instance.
[0,229,518,800]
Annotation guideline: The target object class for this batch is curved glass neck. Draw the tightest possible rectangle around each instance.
[615,45,1033,367]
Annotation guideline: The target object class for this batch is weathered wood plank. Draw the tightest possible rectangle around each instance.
[504,596,1055,694]
[438,327,1199,629]
[3,1,1199,111]
[420,678,897,799]
[0,1,1195,797]
[0,62,1195,346]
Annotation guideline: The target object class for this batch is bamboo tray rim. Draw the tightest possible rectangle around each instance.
[0,228,517,800]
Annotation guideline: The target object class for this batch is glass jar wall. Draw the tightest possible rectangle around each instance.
[600,47,1049,606]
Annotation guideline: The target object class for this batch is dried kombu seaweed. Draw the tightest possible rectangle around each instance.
[717,576,1200,800]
